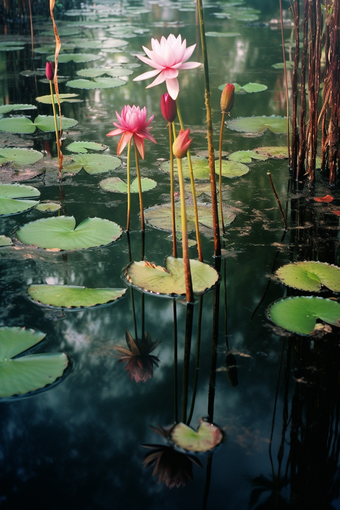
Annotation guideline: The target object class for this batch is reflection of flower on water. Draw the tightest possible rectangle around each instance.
[115,330,160,383]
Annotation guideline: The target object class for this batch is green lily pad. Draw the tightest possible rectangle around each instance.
[268,296,340,335]
[272,61,294,69]
[125,256,219,297]
[0,326,68,398]
[254,146,288,159]
[35,93,81,104]
[0,148,43,166]
[0,117,36,134]
[77,67,134,78]
[36,202,62,212]
[160,156,249,179]
[100,177,157,193]
[219,82,267,94]
[66,141,108,153]
[205,32,240,37]
[227,116,287,134]
[62,154,121,175]
[0,235,12,246]
[0,104,37,114]
[34,115,78,133]
[66,78,125,89]
[16,216,122,250]
[27,285,127,309]
[72,38,128,50]
[46,53,101,63]
[0,183,40,216]
[275,261,340,292]
[227,150,268,163]
[170,421,224,453]
[0,42,24,51]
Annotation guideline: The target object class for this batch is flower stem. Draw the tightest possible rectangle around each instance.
[134,143,144,231]
[176,100,203,262]
[219,112,225,235]
[176,157,194,304]
[49,79,61,180]
[169,122,177,258]
[126,140,131,231]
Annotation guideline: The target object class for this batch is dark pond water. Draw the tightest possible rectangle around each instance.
[1,0,340,509]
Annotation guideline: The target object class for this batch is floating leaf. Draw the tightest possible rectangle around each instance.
[0,327,68,398]
[77,67,134,78]
[272,61,294,69]
[254,146,288,159]
[0,183,40,216]
[0,235,12,246]
[227,116,287,134]
[66,141,108,153]
[100,177,157,193]
[72,38,128,50]
[0,117,36,134]
[205,32,240,37]
[16,216,122,250]
[62,154,121,174]
[66,78,125,89]
[314,195,333,203]
[0,42,24,51]
[219,82,267,94]
[275,261,340,292]
[0,148,43,166]
[35,93,81,104]
[227,150,268,163]
[160,156,249,179]
[36,202,62,212]
[47,53,101,63]
[268,296,340,335]
[125,256,219,297]
[170,421,224,453]
[34,115,78,133]
[28,285,127,309]
[0,104,37,114]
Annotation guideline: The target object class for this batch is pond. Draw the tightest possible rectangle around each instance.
[1,0,340,508]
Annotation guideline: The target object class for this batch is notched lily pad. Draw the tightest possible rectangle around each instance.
[35,93,81,104]
[170,421,224,453]
[62,154,121,174]
[268,296,340,335]
[160,156,249,179]
[227,116,287,135]
[66,141,108,153]
[227,150,268,163]
[99,177,157,193]
[0,183,40,216]
[219,82,267,94]
[124,256,219,297]
[77,67,134,78]
[275,261,340,292]
[28,285,127,309]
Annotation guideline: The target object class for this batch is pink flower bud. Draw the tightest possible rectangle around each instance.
[173,129,193,159]
[220,83,235,114]
[161,93,177,123]
[45,61,54,81]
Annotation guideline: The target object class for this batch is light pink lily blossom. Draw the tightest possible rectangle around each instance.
[133,34,201,100]
[107,105,156,159]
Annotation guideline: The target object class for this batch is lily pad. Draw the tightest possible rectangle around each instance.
[0,42,24,51]
[272,61,294,69]
[36,202,62,212]
[34,115,78,133]
[66,78,125,89]
[0,183,40,216]
[77,67,134,78]
[124,256,219,297]
[268,296,340,335]
[100,177,157,193]
[227,116,287,135]
[66,141,108,153]
[0,104,37,114]
[72,38,128,50]
[28,285,127,309]
[62,154,121,175]
[0,327,68,398]
[205,32,240,37]
[254,146,288,159]
[227,150,268,163]
[0,117,36,134]
[35,93,81,104]
[0,235,12,246]
[46,53,101,63]
[170,421,224,453]
[160,156,249,179]
[0,148,43,166]
[275,261,340,292]
[219,82,267,94]
[16,216,122,250]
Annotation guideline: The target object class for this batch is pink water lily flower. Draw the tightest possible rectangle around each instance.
[133,34,201,100]
[107,105,156,159]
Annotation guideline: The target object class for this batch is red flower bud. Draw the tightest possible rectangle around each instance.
[161,93,177,123]
[45,61,54,81]
[220,83,235,114]
[173,129,193,159]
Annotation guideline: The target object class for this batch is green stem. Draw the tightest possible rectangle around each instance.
[126,140,131,231]
[134,144,144,231]
[169,122,177,258]
[49,79,61,180]
[187,294,203,425]
[219,112,225,235]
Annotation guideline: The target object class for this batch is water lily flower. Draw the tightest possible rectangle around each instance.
[161,93,177,123]
[107,105,156,159]
[133,34,201,100]
[45,61,54,81]
[115,330,160,383]
[173,129,193,159]
[220,83,235,114]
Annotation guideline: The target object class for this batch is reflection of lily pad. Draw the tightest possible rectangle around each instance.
[66,78,125,89]
[100,177,157,193]
[16,216,122,250]
[254,146,288,159]
[28,285,127,309]
[62,154,121,174]
[0,148,43,166]
[0,183,40,216]
[227,116,287,134]
[276,261,340,292]
[268,296,340,335]
[170,421,223,453]
[66,141,108,153]
[0,327,68,399]
[160,156,249,179]
[227,150,268,163]
[125,256,219,297]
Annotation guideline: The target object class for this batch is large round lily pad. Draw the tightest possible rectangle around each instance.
[46,53,101,63]
[66,78,125,89]
[275,261,340,292]
[124,256,219,297]
[227,150,268,163]
[100,177,157,193]
[0,148,43,166]
[16,216,122,250]
[227,116,287,134]
[0,327,68,398]
[77,67,134,78]
[62,154,121,174]
[170,421,223,453]
[268,296,340,335]
[28,285,127,309]
[160,156,249,179]
[66,141,108,153]
[0,183,40,216]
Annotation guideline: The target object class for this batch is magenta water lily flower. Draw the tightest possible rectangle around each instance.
[133,34,201,100]
[107,105,156,159]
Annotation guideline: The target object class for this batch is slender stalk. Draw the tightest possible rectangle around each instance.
[169,122,177,258]
[279,0,291,165]
[182,303,194,423]
[218,112,225,235]
[173,300,178,423]
[134,144,144,231]
[49,79,61,178]
[267,171,287,230]
[187,295,203,425]
[126,140,131,231]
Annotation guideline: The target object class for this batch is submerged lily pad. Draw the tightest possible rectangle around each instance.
[227,116,287,134]
[66,78,125,89]
[170,421,223,453]
[0,104,36,114]
[66,141,108,153]
[100,177,157,193]
[227,150,268,163]
[268,296,340,335]
[0,327,68,398]
[16,216,122,250]
[275,261,340,292]
[160,156,249,179]
[0,183,40,216]
[0,148,43,166]
[62,154,121,174]
[125,256,219,297]
[28,285,127,309]
[35,93,81,104]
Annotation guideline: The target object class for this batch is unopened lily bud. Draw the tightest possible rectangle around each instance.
[173,129,192,159]
[220,83,235,114]
[161,93,177,123]
[45,61,54,81]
